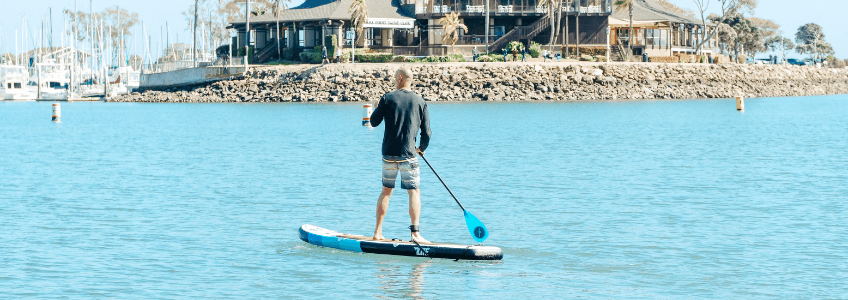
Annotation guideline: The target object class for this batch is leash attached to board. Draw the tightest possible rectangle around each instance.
[409,225,432,259]
[419,153,489,243]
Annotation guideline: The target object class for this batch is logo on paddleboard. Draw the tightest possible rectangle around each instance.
[415,247,430,256]
[474,226,486,239]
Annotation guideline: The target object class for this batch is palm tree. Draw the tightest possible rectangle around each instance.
[536,0,560,52]
[350,0,368,63]
[438,12,468,53]
[614,0,634,60]
[272,0,289,62]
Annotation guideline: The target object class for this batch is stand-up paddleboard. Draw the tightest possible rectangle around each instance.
[299,224,503,260]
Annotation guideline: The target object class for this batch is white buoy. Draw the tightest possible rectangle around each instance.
[52,103,61,122]
[736,96,744,111]
[363,104,373,126]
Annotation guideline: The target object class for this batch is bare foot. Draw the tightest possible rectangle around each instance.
[411,234,430,244]
[372,235,385,241]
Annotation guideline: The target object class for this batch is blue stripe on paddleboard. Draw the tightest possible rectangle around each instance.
[338,238,362,252]
[307,233,324,247]
[305,228,362,253]
[321,236,340,249]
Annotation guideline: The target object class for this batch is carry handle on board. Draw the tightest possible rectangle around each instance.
[419,153,489,243]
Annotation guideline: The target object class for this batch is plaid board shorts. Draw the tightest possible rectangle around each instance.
[382,155,420,190]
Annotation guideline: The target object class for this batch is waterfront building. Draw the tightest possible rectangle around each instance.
[609,0,719,60]
[228,0,715,63]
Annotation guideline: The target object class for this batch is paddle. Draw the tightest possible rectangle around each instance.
[419,153,489,243]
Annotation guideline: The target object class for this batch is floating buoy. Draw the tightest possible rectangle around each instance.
[363,104,373,126]
[52,103,61,122]
[736,96,744,111]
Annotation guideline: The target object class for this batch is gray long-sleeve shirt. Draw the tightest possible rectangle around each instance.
[370,89,431,158]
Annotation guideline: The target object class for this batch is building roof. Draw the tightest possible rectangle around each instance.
[611,0,706,25]
[231,0,413,25]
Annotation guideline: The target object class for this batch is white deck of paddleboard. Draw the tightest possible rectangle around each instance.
[301,224,480,249]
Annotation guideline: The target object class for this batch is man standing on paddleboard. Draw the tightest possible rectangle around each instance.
[369,67,432,243]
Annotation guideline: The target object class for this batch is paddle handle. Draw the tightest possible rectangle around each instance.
[419,154,466,212]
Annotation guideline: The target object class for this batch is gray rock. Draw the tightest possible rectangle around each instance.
[108,63,848,103]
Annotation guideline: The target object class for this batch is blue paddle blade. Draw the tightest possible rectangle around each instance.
[464,210,489,243]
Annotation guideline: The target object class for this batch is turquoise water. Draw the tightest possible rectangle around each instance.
[1,96,846,298]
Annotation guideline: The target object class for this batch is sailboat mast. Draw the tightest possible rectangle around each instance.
[90,0,94,72]
[50,8,54,58]
[193,0,198,67]
[70,0,77,100]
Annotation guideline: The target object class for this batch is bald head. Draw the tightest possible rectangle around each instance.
[395,67,413,89]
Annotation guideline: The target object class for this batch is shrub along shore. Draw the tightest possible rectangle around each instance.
[110,62,848,103]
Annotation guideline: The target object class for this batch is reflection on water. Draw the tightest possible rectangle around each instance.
[375,261,430,300]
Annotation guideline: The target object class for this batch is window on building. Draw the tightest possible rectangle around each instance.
[315,29,323,47]
[345,28,355,46]
[645,28,662,47]
[13,83,21,89]
[492,26,505,36]
[299,30,305,47]
[367,28,382,47]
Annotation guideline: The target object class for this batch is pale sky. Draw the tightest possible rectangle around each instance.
[1,0,846,59]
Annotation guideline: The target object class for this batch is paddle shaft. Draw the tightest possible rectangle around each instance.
[419,154,466,212]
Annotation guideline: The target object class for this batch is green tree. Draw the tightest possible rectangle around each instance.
[749,17,779,40]
[795,23,826,61]
[692,0,757,55]
[825,56,846,68]
[765,35,793,61]
[527,41,542,58]
[818,43,834,58]
[64,6,139,49]
[506,41,524,53]
[710,13,760,59]
[715,23,737,54]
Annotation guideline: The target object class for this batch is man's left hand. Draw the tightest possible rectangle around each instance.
[416,148,424,156]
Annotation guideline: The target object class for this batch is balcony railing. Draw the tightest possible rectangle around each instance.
[579,5,603,13]
[432,5,451,13]
[419,2,610,15]
[497,5,513,13]
[466,5,484,12]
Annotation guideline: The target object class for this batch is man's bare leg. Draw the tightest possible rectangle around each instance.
[408,188,430,243]
[373,186,393,240]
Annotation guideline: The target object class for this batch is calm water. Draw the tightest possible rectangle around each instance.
[1,96,846,299]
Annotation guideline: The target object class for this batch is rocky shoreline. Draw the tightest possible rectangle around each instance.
[110,62,848,103]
